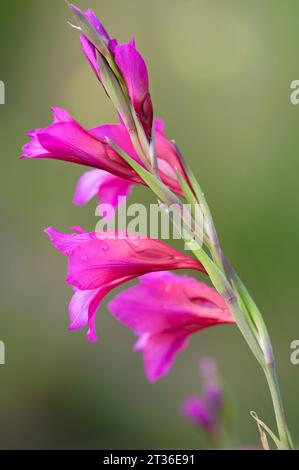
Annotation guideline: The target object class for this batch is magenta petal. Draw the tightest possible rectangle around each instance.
[84,277,134,343]
[52,107,73,123]
[90,123,140,163]
[80,35,101,81]
[21,109,186,196]
[45,228,205,341]
[155,121,185,179]
[37,121,106,166]
[68,278,135,342]
[69,226,86,234]
[37,120,139,181]
[85,9,110,43]
[154,119,165,133]
[44,227,92,256]
[22,113,104,167]
[72,5,154,138]
[138,331,190,382]
[21,132,50,159]
[73,170,104,206]
[63,237,203,291]
[110,271,232,333]
[20,107,73,160]
[109,272,234,381]
[203,382,223,409]
[21,108,141,183]
[182,396,215,431]
[73,169,133,215]
[114,38,153,138]
[66,241,200,291]
[97,175,132,210]
[69,288,97,331]
[114,38,149,106]
[68,4,110,43]
[109,38,118,54]
[181,358,224,434]
[69,287,106,342]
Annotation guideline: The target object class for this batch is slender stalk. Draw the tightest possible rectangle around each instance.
[189,245,265,367]
[264,364,294,449]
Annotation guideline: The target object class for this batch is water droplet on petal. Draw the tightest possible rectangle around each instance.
[102,243,109,252]
[81,254,88,261]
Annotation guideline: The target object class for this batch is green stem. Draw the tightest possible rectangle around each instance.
[189,245,265,367]
[264,364,294,449]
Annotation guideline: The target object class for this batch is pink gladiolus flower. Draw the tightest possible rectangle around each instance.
[73,4,153,139]
[113,37,153,139]
[21,108,185,202]
[108,272,235,382]
[20,107,142,184]
[181,358,224,438]
[45,228,206,343]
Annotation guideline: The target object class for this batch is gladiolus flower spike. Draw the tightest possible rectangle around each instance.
[20,2,294,450]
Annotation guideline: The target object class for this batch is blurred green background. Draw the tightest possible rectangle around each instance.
[1,0,299,449]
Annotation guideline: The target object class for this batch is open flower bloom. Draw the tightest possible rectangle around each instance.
[21,107,142,183]
[21,108,186,210]
[181,358,224,438]
[108,272,235,382]
[45,228,205,343]
[69,4,153,139]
